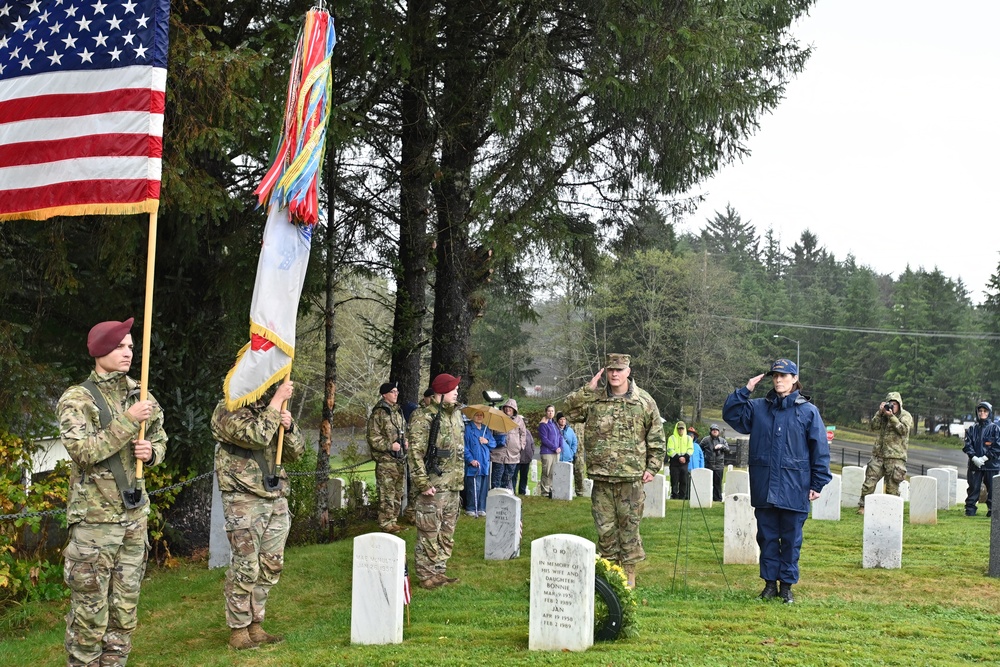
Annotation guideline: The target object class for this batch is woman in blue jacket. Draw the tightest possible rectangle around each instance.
[464,410,497,517]
[556,412,578,463]
[723,359,831,604]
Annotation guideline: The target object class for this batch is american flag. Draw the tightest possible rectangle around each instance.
[403,563,411,605]
[0,0,169,221]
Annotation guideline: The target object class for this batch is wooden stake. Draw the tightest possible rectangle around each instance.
[274,371,292,466]
[136,209,158,483]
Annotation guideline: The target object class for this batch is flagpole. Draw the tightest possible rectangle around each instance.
[136,209,158,484]
[274,371,292,466]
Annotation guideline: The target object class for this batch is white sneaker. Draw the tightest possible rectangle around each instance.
[478,511,487,517]
[466,511,477,517]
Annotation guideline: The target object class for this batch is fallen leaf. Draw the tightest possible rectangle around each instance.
[760,638,775,645]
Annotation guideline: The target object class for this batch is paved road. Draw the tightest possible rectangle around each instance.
[827,437,968,477]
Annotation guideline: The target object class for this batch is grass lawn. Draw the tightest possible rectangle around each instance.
[3,491,999,666]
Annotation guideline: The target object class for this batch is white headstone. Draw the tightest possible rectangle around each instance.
[552,462,575,501]
[908,475,937,525]
[581,479,593,498]
[529,534,594,651]
[530,460,539,482]
[723,469,749,497]
[945,467,958,509]
[862,494,904,569]
[642,474,666,518]
[208,472,230,569]
[723,493,759,565]
[350,533,405,644]
[689,468,713,508]
[351,479,369,506]
[811,474,841,521]
[841,466,865,508]
[485,493,522,560]
[488,488,514,497]
[927,468,951,510]
[874,477,884,494]
[899,479,910,503]
[328,477,347,509]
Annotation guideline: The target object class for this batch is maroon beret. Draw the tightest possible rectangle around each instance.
[87,318,134,357]
[429,373,461,395]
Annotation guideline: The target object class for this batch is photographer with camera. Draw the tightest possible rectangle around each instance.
[858,391,912,514]
[366,382,409,535]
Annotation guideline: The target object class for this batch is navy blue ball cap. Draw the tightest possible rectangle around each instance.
[765,358,798,376]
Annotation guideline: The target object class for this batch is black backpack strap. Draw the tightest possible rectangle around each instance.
[79,380,144,509]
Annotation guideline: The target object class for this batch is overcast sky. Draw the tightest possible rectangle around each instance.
[679,0,999,304]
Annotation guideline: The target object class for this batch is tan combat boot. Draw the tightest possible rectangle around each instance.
[623,564,637,589]
[248,622,285,645]
[229,626,259,650]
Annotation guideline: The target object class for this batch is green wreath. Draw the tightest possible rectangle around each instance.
[594,557,639,640]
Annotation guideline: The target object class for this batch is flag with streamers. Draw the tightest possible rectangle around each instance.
[223,8,335,409]
[0,0,169,221]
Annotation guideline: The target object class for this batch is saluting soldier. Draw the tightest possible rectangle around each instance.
[406,373,465,590]
[366,381,408,534]
[58,317,168,667]
[211,380,304,650]
[562,353,666,588]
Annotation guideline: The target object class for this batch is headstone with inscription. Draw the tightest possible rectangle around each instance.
[552,462,575,500]
[485,493,522,560]
[689,468,713,508]
[350,533,405,644]
[488,487,513,497]
[908,475,937,525]
[811,473,841,521]
[927,468,951,510]
[642,473,666,518]
[841,466,864,508]
[862,494,903,569]
[208,472,230,569]
[529,534,594,652]
[723,469,749,497]
[723,493,759,564]
[944,467,958,509]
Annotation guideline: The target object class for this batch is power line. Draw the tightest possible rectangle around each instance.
[713,316,1000,340]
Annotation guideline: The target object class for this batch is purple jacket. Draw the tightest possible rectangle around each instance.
[538,419,561,455]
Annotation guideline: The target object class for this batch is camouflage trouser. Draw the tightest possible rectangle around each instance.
[375,459,406,529]
[591,479,646,566]
[413,490,459,581]
[859,456,907,506]
[222,492,291,629]
[63,518,148,667]
[573,449,587,495]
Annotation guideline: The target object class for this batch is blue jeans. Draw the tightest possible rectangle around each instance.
[464,475,489,513]
[490,463,516,490]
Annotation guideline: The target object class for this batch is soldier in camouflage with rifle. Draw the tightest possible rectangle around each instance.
[366,381,409,534]
[211,379,304,650]
[407,373,465,590]
[562,353,666,588]
[58,317,168,667]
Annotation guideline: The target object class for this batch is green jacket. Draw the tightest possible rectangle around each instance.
[366,398,407,464]
[665,422,695,459]
[561,380,666,482]
[58,371,168,525]
[870,391,911,460]
[211,398,304,499]
[406,401,465,492]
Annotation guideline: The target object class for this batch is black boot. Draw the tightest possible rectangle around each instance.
[758,581,778,600]
[779,582,794,604]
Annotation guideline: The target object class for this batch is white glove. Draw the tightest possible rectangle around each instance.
[973,455,987,468]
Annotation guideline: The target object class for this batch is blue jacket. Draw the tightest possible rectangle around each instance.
[559,425,578,463]
[464,422,497,477]
[688,441,705,471]
[539,420,562,455]
[723,386,832,513]
[963,402,1000,470]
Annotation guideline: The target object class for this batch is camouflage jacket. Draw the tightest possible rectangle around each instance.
[211,398,304,500]
[869,391,911,460]
[406,401,465,493]
[561,380,666,481]
[366,398,407,464]
[58,371,168,525]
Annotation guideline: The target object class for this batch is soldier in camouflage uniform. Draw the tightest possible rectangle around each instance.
[59,317,168,667]
[407,373,466,590]
[858,391,912,514]
[211,380,304,650]
[366,382,408,534]
[562,353,666,588]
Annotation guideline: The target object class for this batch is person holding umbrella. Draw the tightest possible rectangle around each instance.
[463,409,498,517]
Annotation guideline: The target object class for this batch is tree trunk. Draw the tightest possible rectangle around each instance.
[390,0,436,404]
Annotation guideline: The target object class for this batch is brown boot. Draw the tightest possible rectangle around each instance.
[440,573,460,586]
[856,506,865,515]
[383,524,406,535]
[248,622,285,645]
[419,575,445,590]
[623,564,637,589]
[229,627,259,650]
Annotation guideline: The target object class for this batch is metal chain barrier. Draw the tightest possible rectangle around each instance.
[0,458,376,523]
